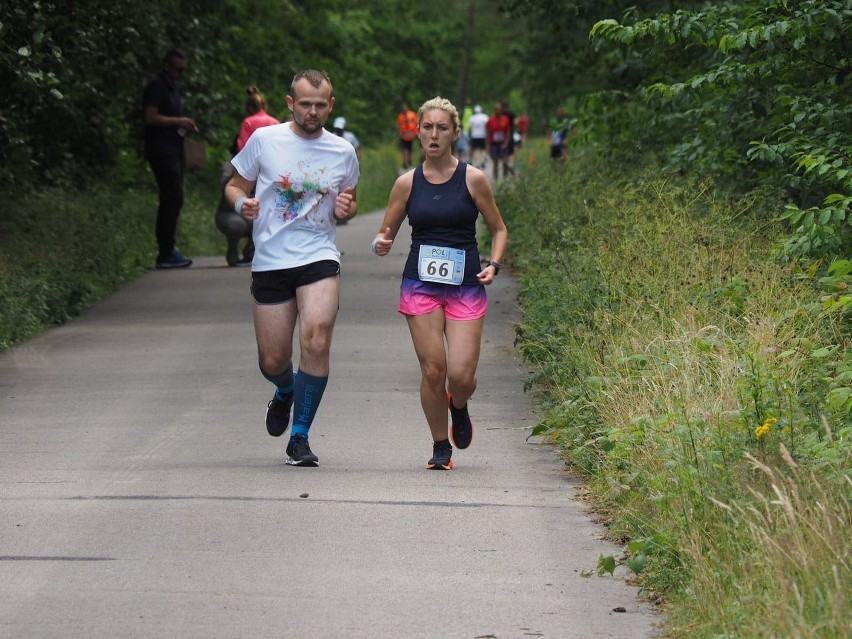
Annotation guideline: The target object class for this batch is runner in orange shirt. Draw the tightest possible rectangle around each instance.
[397,103,418,170]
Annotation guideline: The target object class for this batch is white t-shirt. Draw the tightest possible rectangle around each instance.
[468,112,489,139]
[231,123,359,271]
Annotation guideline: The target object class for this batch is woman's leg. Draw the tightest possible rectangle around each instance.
[444,317,484,408]
[406,311,450,441]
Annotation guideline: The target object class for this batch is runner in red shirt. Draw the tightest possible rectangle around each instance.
[486,103,511,180]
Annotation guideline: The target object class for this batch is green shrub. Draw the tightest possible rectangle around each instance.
[500,148,851,637]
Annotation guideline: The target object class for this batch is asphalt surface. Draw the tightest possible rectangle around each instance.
[0,208,658,638]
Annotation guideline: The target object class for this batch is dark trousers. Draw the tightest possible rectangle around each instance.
[215,209,254,263]
[148,153,185,258]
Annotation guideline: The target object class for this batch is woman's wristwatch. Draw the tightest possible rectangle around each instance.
[486,260,501,275]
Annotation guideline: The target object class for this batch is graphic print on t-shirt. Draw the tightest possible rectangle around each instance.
[273,161,332,224]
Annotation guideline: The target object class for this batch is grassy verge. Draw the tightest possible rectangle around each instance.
[0,142,399,350]
[497,150,851,637]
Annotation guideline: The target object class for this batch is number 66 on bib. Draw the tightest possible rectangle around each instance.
[418,244,465,285]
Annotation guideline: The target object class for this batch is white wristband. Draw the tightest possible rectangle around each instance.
[235,196,247,215]
[371,237,380,255]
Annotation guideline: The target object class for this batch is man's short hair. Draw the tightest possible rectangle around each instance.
[290,70,333,96]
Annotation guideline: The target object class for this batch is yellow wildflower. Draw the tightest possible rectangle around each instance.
[754,417,775,439]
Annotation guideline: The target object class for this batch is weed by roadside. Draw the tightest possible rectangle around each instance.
[500,150,851,638]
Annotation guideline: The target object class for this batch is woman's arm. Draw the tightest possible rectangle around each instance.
[372,172,414,256]
[467,167,509,284]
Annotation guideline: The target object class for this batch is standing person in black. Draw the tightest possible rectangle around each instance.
[142,49,199,269]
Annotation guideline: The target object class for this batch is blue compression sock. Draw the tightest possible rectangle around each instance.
[290,370,328,438]
[275,381,294,401]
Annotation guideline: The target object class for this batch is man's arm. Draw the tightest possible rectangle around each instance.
[225,171,259,220]
[143,104,199,133]
[334,187,358,221]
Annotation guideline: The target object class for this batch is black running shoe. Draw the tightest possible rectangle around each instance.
[427,439,454,470]
[286,435,319,467]
[448,394,474,449]
[155,249,192,269]
[266,395,293,437]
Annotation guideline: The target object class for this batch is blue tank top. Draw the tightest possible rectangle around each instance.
[403,162,482,285]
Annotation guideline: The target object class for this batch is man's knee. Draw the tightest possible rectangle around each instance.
[299,330,333,361]
[259,359,293,386]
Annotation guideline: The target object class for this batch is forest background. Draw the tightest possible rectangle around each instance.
[1,1,850,637]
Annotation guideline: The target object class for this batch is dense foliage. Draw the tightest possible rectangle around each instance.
[584,0,852,260]
[0,0,528,192]
[498,154,851,638]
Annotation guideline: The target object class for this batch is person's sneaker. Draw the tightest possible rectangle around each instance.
[156,249,192,269]
[448,394,474,449]
[286,435,319,467]
[266,395,293,437]
[427,439,454,470]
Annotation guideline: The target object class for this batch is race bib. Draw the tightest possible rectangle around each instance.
[418,245,465,285]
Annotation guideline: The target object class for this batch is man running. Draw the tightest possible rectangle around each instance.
[225,69,359,467]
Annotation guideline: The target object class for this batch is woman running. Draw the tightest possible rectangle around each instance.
[371,96,509,470]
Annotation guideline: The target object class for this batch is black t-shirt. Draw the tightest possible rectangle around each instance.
[142,73,184,158]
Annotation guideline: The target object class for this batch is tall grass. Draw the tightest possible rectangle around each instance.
[498,150,851,637]
[0,179,155,348]
[692,451,850,638]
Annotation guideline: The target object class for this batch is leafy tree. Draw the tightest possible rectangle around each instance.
[588,0,852,259]
[0,0,227,188]
[324,0,530,141]
[1,1,148,185]
[499,1,708,124]
[0,0,534,196]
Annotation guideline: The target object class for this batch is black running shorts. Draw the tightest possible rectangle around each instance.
[251,260,340,304]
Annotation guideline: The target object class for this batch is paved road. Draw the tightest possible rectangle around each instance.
[0,209,658,638]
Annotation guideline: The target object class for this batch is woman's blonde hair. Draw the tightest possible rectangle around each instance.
[417,96,460,131]
[244,86,267,115]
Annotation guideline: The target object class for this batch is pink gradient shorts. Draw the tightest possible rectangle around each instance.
[398,277,488,320]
